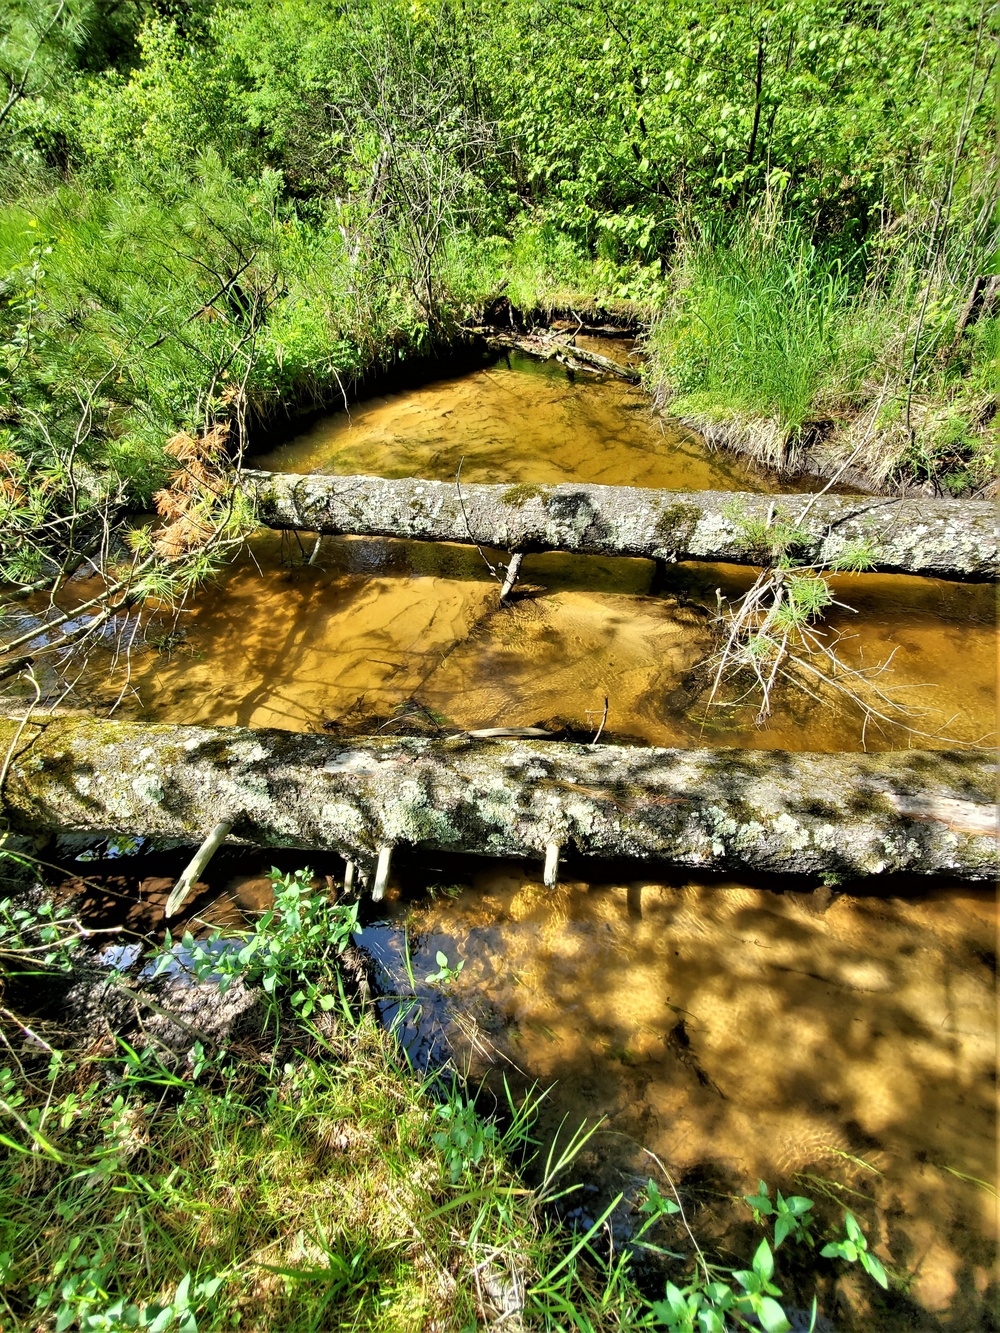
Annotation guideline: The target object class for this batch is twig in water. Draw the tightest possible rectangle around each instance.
[642,1148,713,1287]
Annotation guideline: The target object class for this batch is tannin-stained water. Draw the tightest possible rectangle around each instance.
[30,347,998,1331]
[87,533,995,754]
[248,346,811,492]
[57,845,997,1333]
[354,864,997,1332]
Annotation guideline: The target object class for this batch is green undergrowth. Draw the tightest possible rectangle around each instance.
[0,866,646,1331]
[0,861,898,1332]
[644,219,999,494]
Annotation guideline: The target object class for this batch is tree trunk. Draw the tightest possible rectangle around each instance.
[1,716,993,882]
[240,470,997,581]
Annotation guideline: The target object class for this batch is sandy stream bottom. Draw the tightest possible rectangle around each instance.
[36,344,1000,1329]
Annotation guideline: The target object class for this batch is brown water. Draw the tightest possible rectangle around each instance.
[35,348,1000,1329]
[248,346,804,492]
[58,845,997,1332]
[69,347,989,749]
[356,863,997,1332]
[82,534,995,754]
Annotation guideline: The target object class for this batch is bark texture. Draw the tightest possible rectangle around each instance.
[1,716,994,881]
[240,471,997,580]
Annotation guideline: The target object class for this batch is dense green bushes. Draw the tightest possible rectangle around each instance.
[0,0,996,603]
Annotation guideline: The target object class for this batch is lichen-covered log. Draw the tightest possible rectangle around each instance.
[240,471,997,581]
[1,717,994,881]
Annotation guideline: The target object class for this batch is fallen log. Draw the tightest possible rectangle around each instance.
[240,471,997,581]
[484,333,642,383]
[1,717,994,882]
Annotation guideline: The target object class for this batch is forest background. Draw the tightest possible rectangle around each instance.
[0,0,997,602]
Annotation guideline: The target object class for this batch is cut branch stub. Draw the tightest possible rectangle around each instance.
[240,471,997,581]
[164,818,234,917]
[500,551,524,601]
[0,716,994,883]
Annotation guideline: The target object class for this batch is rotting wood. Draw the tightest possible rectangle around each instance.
[484,333,642,383]
[240,470,998,581]
[0,716,994,882]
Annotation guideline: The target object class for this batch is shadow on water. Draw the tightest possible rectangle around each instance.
[247,345,806,493]
[20,343,995,753]
[67,532,996,753]
[23,343,999,1331]
[353,858,997,1333]
[48,842,998,1333]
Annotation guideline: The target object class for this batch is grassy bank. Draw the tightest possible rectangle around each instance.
[0,863,644,1331]
[643,217,998,496]
[0,860,899,1333]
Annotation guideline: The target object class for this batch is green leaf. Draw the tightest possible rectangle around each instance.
[758,1296,792,1333]
[697,1310,725,1333]
[753,1238,774,1281]
[774,1214,792,1247]
[861,1250,889,1289]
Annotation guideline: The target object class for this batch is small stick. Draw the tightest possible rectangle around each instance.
[455,456,502,582]
[372,844,393,902]
[543,841,560,888]
[343,860,356,892]
[307,533,322,566]
[590,695,609,748]
[165,819,233,917]
[500,551,524,602]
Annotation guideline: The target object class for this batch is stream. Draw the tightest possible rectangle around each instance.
[36,343,999,1330]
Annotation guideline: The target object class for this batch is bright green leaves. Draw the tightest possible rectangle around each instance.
[822,1210,890,1288]
[647,1178,889,1329]
[744,1179,817,1247]
[650,1279,733,1332]
[152,866,358,1023]
[432,1092,497,1183]
[426,949,465,986]
[640,1177,682,1219]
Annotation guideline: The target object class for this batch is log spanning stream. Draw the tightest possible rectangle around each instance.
[6,341,998,1330]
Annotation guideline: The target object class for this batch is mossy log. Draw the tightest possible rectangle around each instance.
[1,716,994,882]
[240,471,996,581]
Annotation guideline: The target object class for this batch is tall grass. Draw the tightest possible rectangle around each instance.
[645,207,998,492]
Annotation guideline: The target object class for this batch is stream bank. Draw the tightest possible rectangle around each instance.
[11,837,997,1333]
[3,334,995,1333]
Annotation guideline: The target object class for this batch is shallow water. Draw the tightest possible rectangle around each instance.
[54,843,997,1333]
[84,533,996,753]
[355,864,997,1331]
[249,346,807,493]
